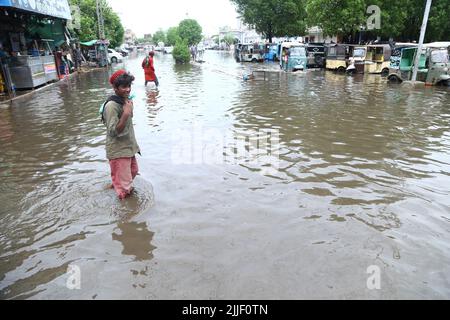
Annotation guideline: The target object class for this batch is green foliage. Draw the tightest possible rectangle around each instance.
[426,0,450,42]
[166,27,181,46]
[178,19,203,46]
[306,0,366,39]
[399,0,450,42]
[172,40,191,64]
[230,0,307,42]
[305,0,450,42]
[69,0,124,47]
[152,29,167,44]
[137,34,153,44]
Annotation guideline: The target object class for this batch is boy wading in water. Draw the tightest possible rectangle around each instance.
[103,70,141,200]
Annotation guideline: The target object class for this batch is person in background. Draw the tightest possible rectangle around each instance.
[142,51,159,87]
[72,44,82,71]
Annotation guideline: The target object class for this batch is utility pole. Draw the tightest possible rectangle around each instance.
[96,0,105,40]
[411,0,432,82]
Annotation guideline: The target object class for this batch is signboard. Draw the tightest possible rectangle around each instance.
[0,0,72,20]
[44,63,56,73]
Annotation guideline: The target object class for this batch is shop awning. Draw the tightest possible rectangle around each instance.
[0,0,72,20]
[80,40,98,47]
[80,40,110,46]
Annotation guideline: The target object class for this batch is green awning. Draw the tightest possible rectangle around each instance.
[80,40,98,46]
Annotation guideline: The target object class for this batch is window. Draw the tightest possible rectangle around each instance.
[430,49,448,63]
[354,48,366,58]
[290,47,306,57]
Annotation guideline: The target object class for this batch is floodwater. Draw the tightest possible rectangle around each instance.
[0,50,449,299]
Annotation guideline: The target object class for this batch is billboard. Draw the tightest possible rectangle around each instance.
[0,0,72,20]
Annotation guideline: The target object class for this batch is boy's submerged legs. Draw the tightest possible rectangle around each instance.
[110,156,139,199]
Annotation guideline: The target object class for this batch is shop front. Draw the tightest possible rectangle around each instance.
[0,0,71,97]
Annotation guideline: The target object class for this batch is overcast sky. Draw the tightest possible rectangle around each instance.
[107,0,240,38]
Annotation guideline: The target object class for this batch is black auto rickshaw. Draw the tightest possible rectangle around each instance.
[306,43,326,68]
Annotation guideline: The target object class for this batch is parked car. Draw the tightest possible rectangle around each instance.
[108,48,123,63]
[115,47,128,57]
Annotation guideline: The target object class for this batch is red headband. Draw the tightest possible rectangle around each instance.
[109,69,127,85]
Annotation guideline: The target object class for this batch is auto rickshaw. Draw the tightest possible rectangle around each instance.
[264,43,279,61]
[364,44,391,75]
[326,44,352,72]
[387,43,450,86]
[388,43,417,73]
[236,43,264,63]
[279,42,307,72]
[306,43,326,68]
[346,46,367,74]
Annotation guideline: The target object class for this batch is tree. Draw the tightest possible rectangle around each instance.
[305,0,366,42]
[223,33,236,46]
[172,40,191,64]
[152,29,167,44]
[426,0,450,42]
[230,0,307,42]
[102,2,124,48]
[178,19,202,46]
[398,0,449,42]
[166,27,181,46]
[69,0,124,47]
[359,0,449,42]
[305,0,450,43]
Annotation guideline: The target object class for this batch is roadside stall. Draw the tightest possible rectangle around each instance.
[80,40,109,67]
[0,0,71,93]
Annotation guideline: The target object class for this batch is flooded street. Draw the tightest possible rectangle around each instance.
[1,50,450,299]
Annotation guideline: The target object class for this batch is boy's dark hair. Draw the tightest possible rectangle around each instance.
[112,72,135,88]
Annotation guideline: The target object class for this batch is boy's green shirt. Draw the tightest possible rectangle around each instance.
[104,100,140,160]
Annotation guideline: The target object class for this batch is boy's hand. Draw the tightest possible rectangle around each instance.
[123,99,134,116]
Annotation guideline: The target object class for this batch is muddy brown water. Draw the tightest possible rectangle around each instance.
[0,51,449,299]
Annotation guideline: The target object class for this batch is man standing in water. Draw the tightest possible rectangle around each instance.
[142,51,159,87]
[103,70,140,200]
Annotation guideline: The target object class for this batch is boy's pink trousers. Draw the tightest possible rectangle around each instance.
[109,156,139,199]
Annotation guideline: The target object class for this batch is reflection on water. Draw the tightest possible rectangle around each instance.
[1,50,450,299]
[112,221,156,261]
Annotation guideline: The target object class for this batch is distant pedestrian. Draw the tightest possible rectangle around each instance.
[190,45,197,61]
[142,51,159,87]
[103,69,141,200]
[72,44,82,71]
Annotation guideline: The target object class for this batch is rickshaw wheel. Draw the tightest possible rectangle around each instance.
[381,68,389,77]
[337,67,346,73]
[388,75,401,83]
